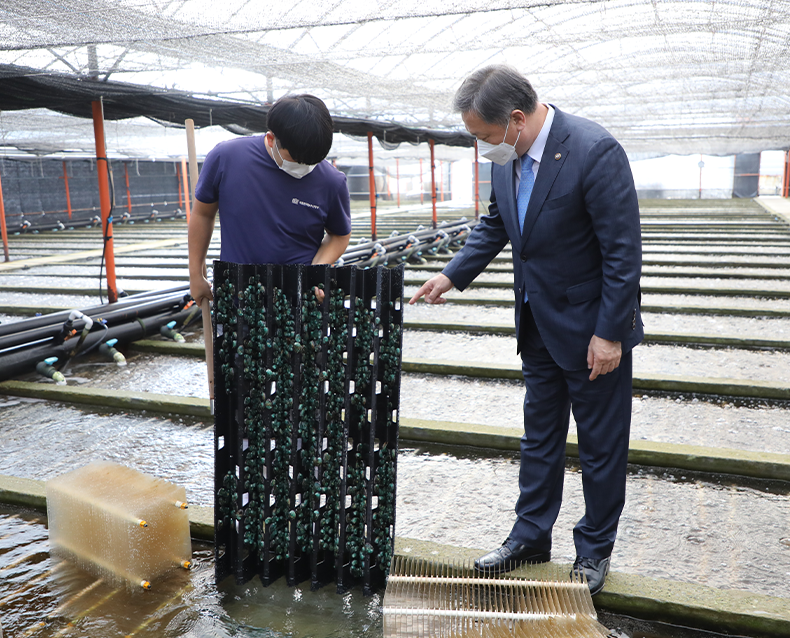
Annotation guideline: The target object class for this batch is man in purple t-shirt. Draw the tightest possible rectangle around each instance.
[188,94,351,306]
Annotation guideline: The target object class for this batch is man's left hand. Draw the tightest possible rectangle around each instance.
[587,335,622,381]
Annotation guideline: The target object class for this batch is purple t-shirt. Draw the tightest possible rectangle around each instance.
[195,135,351,264]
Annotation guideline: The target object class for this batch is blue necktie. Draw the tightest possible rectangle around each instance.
[517,156,534,302]
[517,156,534,233]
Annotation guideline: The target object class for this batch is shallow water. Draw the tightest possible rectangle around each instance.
[0,313,27,325]
[1,264,188,277]
[404,303,790,340]
[401,331,790,383]
[0,506,383,638]
[642,293,790,311]
[411,269,790,290]
[2,439,789,638]
[641,312,790,339]
[0,399,215,506]
[0,292,102,309]
[3,395,790,586]
[1,275,184,291]
[404,285,790,312]
[396,444,790,598]
[642,252,790,264]
[643,264,790,278]
[11,339,790,456]
[60,351,212,399]
[0,507,723,638]
[396,373,790,454]
[404,301,515,325]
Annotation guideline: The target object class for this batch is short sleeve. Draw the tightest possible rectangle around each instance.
[194,145,223,204]
[324,171,352,236]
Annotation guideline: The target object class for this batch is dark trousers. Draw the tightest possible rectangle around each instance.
[510,302,632,559]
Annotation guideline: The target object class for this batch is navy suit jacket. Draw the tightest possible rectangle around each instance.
[443,107,643,371]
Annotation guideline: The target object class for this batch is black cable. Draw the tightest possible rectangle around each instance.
[57,320,109,374]
[78,320,109,357]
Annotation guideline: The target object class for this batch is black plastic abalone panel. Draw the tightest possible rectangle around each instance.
[213,263,403,595]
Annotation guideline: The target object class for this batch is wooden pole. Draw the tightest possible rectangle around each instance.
[185,118,213,412]
[0,171,9,262]
[62,161,73,219]
[92,99,118,303]
[185,121,199,202]
[367,132,377,240]
[124,163,132,215]
[429,139,437,229]
[180,157,191,224]
[474,141,480,219]
[396,158,400,208]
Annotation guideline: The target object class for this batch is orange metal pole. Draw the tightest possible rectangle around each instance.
[474,141,480,219]
[92,99,118,303]
[784,150,790,198]
[61,161,73,219]
[429,139,437,229]
[176,162,184,209]
[124,163,132,214]
[419,158,424,205]
[180,157,191,223]
[396,158,400,208]
[367,132,377,240]
[0,171,9,262]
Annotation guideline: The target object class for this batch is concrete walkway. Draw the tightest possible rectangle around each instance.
[756,196,790,223]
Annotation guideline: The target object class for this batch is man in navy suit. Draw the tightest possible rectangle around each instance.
[410,65,643,595]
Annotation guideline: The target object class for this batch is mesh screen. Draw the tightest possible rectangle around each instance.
[1,0,789,156]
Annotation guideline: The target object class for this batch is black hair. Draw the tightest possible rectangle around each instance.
[453,65,538,126]
[266,94,334,165]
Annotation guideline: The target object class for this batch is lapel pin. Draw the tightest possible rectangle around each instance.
[555,153,562,160]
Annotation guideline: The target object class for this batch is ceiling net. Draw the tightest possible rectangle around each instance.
[1,0,789,157]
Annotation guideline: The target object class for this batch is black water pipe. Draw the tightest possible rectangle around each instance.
[0,293,194,354]
[0,307,198,383]
[13,210,183,235]
[0,286,190,338]
[341,221,473,267]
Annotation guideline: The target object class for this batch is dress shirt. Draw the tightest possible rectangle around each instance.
[514,104,555,195]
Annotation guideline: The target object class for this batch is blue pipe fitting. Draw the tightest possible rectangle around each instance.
[160,321,185,343]
[36,357,66,385]
[99,338,127,366]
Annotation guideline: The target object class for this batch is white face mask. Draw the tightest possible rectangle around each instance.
[274,139,317,179]
[477,119,520,166]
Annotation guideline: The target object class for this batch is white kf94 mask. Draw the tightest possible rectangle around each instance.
[476,119,521,166]
[274,139,317,179]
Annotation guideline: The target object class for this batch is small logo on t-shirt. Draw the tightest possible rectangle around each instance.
[292,198,320,210]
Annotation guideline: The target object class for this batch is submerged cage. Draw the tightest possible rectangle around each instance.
[212,262,404,594]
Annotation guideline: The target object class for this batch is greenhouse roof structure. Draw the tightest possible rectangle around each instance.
[0,0,789,158]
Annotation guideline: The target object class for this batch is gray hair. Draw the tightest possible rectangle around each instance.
[453,65,538,126]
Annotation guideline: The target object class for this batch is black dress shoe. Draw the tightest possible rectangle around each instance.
[571,555,610,595]
[474,538,550,573]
